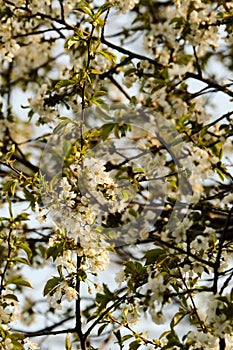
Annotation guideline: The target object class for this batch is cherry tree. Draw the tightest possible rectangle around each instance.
[1,0,233,349]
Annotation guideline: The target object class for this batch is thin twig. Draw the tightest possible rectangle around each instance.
[213,207,233,294]
[0,229,13,295]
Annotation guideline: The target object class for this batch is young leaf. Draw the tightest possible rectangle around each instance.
[65,334,72,350]
[75,5,94,18]
[6,144,15,160]
[95,2,114,18]
[2,179,18,196]
[98,50,117,63]
[55,79,73,89]
[121,189,130,201]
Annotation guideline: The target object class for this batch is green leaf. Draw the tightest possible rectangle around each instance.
[17,242,33,261]
[55,79,73,89]
[65,36,80,50]
[13,257,31,266]
[91,97,105,106]
[159,330,171,340]
[43,277,62,296]
[199,125,208,140]
[75,5,94,18]
[7,276,32,288]
[10,333,25,350]
[90,69,101,75]
[95,2,114,18]
[6,144,15,160]
[121,189,130,201]
[46,241,65,261]
[124,261,145,275]
[114,330,122,344]
[11,341,24,350]
[4,294,19,302]
[164,329,181,347]
[2,179,18,196]
[144,248,166,265]
[129,208,138,217]
[170,16,186,29]
[73,29,85,39]
[124,261,148,291]
[166,179,178,189]
[97,323,107,336]
[0,216,10,222]
[133,167,145,173]
[23,187,35,203]
[94,17,105,27]
[129,340,140,350]
[170,310,186,330]
[177,53,192,65]
[53,118,72,134]
[98,50,117,63]
[93,90,107,97]
[13,212,29,223]
[124,68,137,76]
[78,268,87,282]
[65,334,72,350]
[10,333,25,342]
[96,284,114,310]
[101,123,114,141]
[211,141,223,158]
[28,109,34,120]
[215,165,228,181]
[162,67,169,80]
[122,334,133,342]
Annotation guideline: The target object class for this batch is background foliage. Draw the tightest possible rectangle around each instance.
[1,0,233,349]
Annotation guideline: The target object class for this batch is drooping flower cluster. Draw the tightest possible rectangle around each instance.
[45,156,126,276]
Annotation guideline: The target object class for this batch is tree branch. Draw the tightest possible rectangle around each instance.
[185,72,233,98]
[14,316,75,337]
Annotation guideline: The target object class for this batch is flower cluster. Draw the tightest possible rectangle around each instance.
[117,0,139,13]
[28,84,59,124]
[46,156,124,274]
[204,294,233,337]
[147,274,168,324]
[144,0,220,63]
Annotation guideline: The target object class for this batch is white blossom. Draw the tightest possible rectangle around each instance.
[3,338,13,350]
[24,338,40,350]
[117,0,139,13]
[56,250,76,272]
